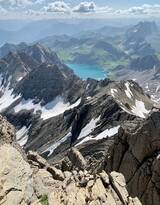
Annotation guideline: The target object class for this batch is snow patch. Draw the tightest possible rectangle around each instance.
[125,82,133,99]
[43,132,72,157]
[16,126,30,147]
[131,100,150,118]
[0,83,21,112]
[111,88,118,97]
[86,83,90,90]
[156,85,160,93]
[95,126,120,140]
[17,77,23,82]
[78,116,101,140]
[41,98,81,120]
[14,97,81,120]
[157,153,160,160]
[77,126,120,146]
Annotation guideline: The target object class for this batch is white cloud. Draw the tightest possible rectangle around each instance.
[0,5,7,14]
[1,1,160,19]
[129,4,160,15]
[43,1,71,13]
[26,9,45,16]
[0,0,33,7]
[72,1,96,13]
[35,0,45,4]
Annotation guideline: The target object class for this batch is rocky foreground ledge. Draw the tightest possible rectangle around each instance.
[0,141,141,205]
[2,107,160,205]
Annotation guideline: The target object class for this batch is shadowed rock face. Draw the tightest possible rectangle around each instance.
[106,111,160,205]
[15,64,69,103]
[14,63,83,104]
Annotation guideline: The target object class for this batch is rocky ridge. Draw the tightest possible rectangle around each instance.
[0,42,159,205]
[106,110,160,205]
[0,142,141,205]
[0,117,142,205]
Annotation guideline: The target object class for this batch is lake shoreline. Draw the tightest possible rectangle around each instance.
[67,63,107,80]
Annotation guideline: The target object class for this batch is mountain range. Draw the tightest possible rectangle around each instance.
[0,20,160,205]
[38,21,160,71]
[0,19,130,45]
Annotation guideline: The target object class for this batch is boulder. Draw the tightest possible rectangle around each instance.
[67,147,87,170]
[0,144,36,205]
[48,171,142,205]
[0,116,15,145]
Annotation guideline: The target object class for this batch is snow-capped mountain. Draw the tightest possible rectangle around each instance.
[0,41,160,205]
[0,42,155,153]
[0,43,84,144]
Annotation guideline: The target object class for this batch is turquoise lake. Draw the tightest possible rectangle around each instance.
[67,63,107,80]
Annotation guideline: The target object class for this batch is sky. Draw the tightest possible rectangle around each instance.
[1,0,160,19]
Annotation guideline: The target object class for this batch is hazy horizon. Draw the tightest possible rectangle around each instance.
[0,1,160,20]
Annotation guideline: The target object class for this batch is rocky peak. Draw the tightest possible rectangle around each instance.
[0,42,27,58]
[123,21,157,56]
[23,43,60,65]
[15,62,83,104]
[125,21,158,41]
[0,51,39,86]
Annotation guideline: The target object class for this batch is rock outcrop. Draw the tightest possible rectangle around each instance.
[0,142,142,205]
[0,144,36,205]
[0,115,15,144]
[106,111,160,205]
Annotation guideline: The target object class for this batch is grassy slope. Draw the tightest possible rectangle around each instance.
[41,36,129,71]
[55,46,129,70]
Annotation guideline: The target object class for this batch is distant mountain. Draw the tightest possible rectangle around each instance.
[0,51,37,86]
[123,21,158,56]
[129,55,160,71]
[0,42,27,58]
[23,43,61,65]
[39,35,129,69]
[38,21,160,70]
[0,43,63,86]
[74,25,129,39]
[125,21,158,42]
[0,19,125,45]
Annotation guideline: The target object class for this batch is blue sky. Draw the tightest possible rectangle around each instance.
[66,0,160,8]
[1,0,160,19]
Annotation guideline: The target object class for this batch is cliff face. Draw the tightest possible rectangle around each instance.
[106,111,160,205]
